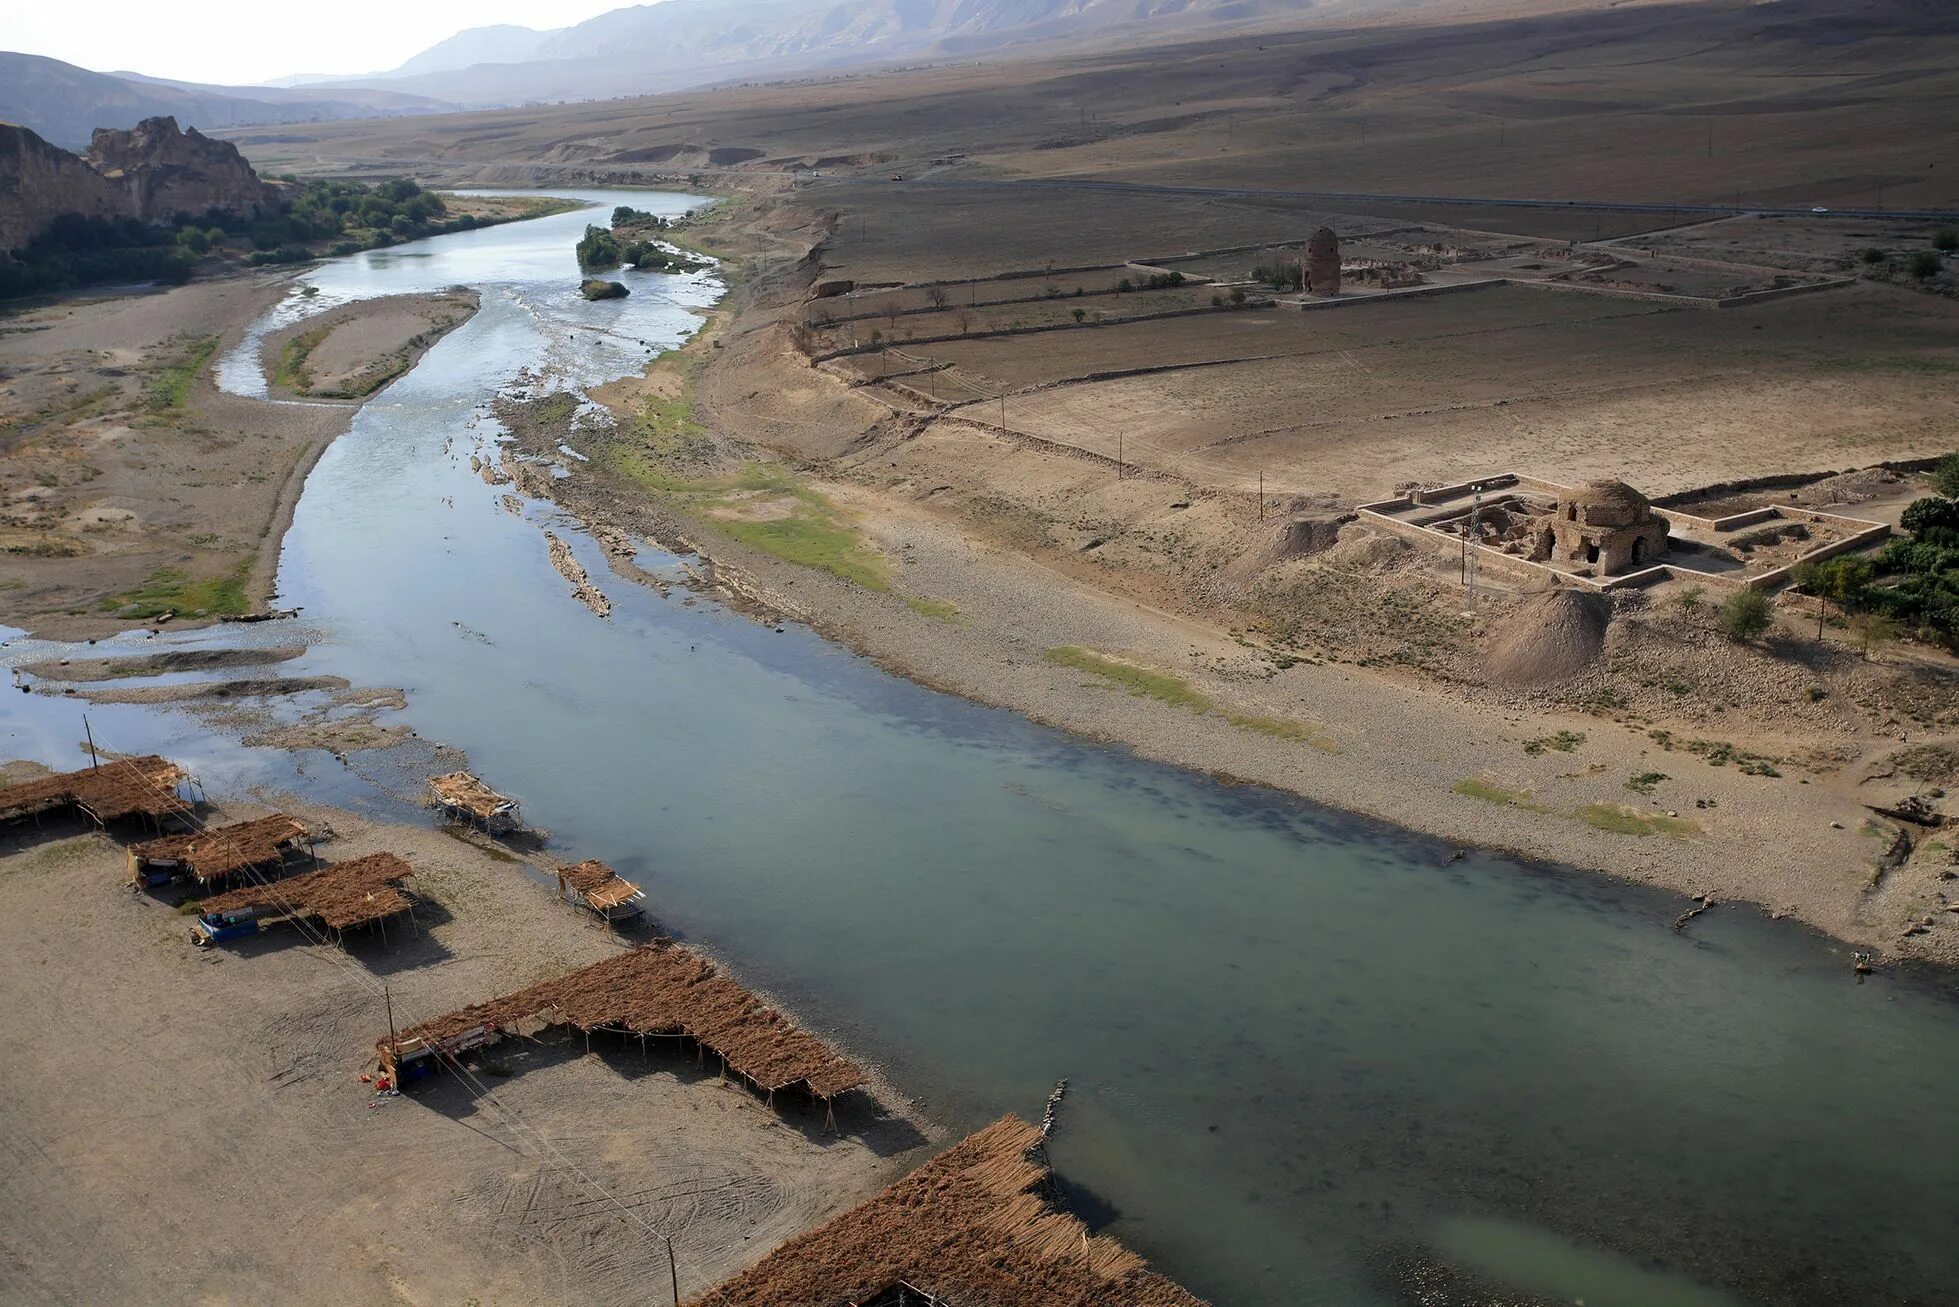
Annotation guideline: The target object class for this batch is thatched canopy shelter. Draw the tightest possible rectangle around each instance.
[690,1115,1209,1307]
[556,859,645,917]
[197,852,415,933]
[379,939,864,1102]
[0,755,190,825]
[427,771,520,832]
[129,813,308,885]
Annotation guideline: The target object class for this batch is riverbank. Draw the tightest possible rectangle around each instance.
[260,290,479,401]
[504,196,1959,970]
[0,794,924,1304]
[0,275,477,638]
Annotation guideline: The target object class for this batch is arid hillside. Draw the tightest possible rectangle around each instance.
[229,0,1959,213]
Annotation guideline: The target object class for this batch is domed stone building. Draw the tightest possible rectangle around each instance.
[1534,478,1668,574]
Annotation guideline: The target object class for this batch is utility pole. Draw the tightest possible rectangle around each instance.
[83,713,99,770]
[1117,432,1123,479]
[1258,471,1265,520]
[384,985,399,1066]
[667,1236,680,1306]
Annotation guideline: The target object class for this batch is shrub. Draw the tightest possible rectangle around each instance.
[576,224,623,269]
[1861,247,1887,265]
[1937,229,1959,254]
[1931,455,1959,500]
[1716,588,1773,642]
[1909,251,1943,280]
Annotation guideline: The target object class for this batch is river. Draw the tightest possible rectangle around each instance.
[4,189,1955,1306]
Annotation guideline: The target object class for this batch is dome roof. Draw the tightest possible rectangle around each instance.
[1307,226,1339,252]
[1563,478,1652,527]
[1569,478,1648,510]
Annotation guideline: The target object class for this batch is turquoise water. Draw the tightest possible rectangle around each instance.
[5,191,1955,1305]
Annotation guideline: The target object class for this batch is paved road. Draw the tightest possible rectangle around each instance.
[861,175,1959,222]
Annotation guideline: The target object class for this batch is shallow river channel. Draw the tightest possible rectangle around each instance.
[4,191,1957,1306]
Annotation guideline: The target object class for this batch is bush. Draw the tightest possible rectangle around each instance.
[1716,588,1773,642]
[1909,251,1943,279]
[576,224,623,269]
[247,245,312,266]
[1866,496,1959,649]
[1861,247,1887,265]
[1938,229,1959,254]
[1932,455,1959,500]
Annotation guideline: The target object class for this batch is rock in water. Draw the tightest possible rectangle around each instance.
[580,279,629,300]
[1483,587,1611,686]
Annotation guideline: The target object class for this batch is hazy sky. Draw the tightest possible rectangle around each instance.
[6,0,637,85]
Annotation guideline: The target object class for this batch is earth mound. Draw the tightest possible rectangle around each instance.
[1484,587,1611,686]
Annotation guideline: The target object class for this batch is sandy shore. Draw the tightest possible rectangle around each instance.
[258,290,478,401]
[0,798,925,1305]
[0,276,476,641]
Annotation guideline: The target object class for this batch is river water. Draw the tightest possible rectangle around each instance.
[4,190,1956,1306]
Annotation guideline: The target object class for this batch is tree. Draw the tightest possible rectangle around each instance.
[1909,251,1943,280]
[1071,307,1087,322]
[1900,495,1959,542]
[1793,555,1873,638]
[1717,588,1773,642]
[926,287,948,310]
[1675,584,1705,618]
[1855,611,1900,660]
[1933,455,1959,499]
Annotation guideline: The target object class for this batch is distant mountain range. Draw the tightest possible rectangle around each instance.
[0,52,454,151]
[4,0,1539,143]
[318,0,1364,107]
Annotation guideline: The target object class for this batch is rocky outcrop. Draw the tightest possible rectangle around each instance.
[1,116,279,252]
[0,123,125,250]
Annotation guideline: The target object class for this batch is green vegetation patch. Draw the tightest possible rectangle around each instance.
[1626,771,1669,795]
[1044,646,1336,747]
[1647,730,1782,776]
[1523,730,1587,756]
[1046,646,1211,712]
[1223,711,1339,751]
[3,535,88,558]
[101,561,252,620]
[273,323,328,394]
[1453,777,1543,810]
[1578,804,1700,838]
[716,510,889,592]
[148,335,220,415]
[905,597,960,621]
